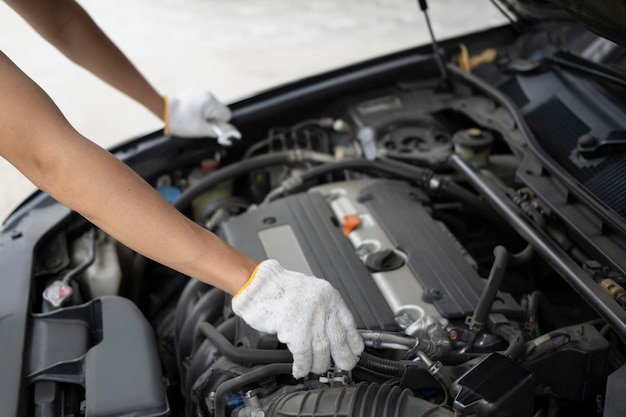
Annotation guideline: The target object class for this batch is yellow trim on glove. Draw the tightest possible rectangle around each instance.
[163,95,169,135]
[233,263,262,300]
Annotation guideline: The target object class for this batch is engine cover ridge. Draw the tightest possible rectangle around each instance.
[219,192,397,331]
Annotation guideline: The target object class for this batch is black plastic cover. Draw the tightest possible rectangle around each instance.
[524,323,608,406]
[547,0,626,47]
[0,201,72,417]
[27,297,169,417]
[219,192,397,331]
[604,363,626,417]
[358,182,521,319]
[451,353,534,417]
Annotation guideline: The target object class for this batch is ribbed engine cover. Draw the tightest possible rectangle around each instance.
[219,180,520,331]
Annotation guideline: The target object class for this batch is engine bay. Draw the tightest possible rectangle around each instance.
[11,21,626,417]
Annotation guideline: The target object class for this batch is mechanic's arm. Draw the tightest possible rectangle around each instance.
[0,51,363,378]
[0,50,250,293]
[5,0,240,142]
[4,0,164,117]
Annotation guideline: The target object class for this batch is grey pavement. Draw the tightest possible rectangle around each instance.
[0,0,505,220]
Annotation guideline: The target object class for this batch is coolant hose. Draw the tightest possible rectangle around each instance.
[299,158,434,188]
[199,321,293,364]
[469,246,509,331]
[293,157,492,215]
[172,150,326,210]
[262,157,436,204]
[184,318,236,398]
[508,244,534,267]
[435,178,493,217]
[493,324,525,360]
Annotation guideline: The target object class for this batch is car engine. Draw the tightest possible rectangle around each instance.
[18,23,626,417]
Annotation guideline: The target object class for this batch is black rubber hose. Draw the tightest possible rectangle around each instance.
[526,290,544,325]
[450,153,626,341]
[435,179,494,217]
[471,246,509,329]
[357,351,406,377]
[508,244,534,267]
[214,363,293,417]
[195,195,249,225]
[493,324,525,360]
[172,152,293,210]
[296,158,494,216]
[184,318,236,398]
[299,158,434,188]
[62,228,96,285]
[199,321,293,364]
[382,150,450,171]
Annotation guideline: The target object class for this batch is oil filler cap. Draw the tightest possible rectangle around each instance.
[365,249,405,272]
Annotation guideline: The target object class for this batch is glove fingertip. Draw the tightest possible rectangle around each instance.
[334,306,362,355]
[350,334,365,357]
[332,349,359,373]
[291,351,311,379]
[203,104,232,122]
[310,346,331,375]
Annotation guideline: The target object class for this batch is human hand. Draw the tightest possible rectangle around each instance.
[165,89,241,145]
[232,260,364,379]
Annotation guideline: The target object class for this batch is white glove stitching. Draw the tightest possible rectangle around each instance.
[232,260,364,378]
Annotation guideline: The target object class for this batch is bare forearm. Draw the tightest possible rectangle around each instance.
[0,51,253,294]
[5,0,164,118]
[49,138,255,294]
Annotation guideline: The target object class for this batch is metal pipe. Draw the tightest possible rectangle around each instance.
[359,330,417,351]
[449,154,626,341]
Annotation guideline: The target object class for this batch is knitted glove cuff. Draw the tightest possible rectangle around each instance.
[232,260,285,312]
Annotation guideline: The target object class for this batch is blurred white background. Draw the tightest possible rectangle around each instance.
[0,0,505,220]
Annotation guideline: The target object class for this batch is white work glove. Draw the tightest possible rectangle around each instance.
[164,89,242,146]
[232,260,364,379]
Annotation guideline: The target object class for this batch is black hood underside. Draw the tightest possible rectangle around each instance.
[516,0,626,47]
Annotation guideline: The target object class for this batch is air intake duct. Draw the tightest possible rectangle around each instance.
[266,382,453,417]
